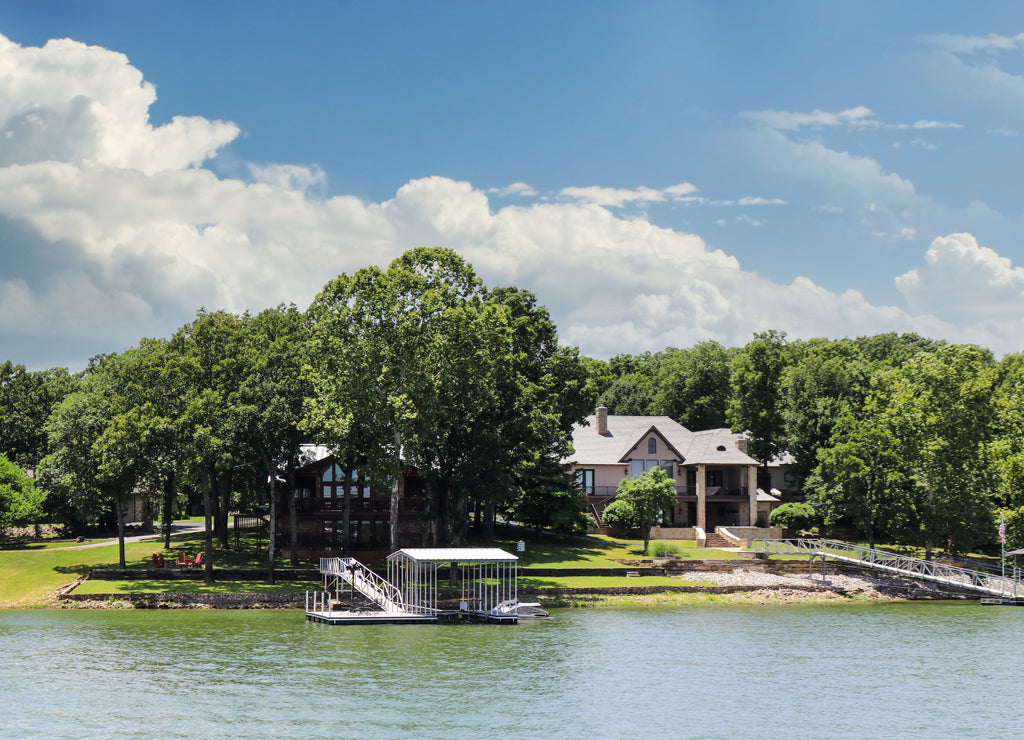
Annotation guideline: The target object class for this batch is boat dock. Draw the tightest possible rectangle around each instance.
[306,548,528,625]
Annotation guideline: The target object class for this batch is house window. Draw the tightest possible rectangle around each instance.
[648,438,657,454]
[575,469,595,494]
[660,461,674,477]
[631,459,663,477]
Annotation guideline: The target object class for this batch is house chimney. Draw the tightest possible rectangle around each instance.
[735,436,748,454]
[596,406,608,435]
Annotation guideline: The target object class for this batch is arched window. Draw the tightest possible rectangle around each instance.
[648,438,657,454]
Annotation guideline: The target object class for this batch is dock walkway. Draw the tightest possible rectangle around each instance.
[751,538,1023,599]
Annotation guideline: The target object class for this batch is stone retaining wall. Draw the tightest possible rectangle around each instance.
[89,568,321,581]
[63,592,306,608]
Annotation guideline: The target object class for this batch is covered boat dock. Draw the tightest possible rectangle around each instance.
[306,547,522,625]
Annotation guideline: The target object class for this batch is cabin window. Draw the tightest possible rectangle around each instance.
[648,438,657,454]
[321,467,334,482]
[575,469,595,493]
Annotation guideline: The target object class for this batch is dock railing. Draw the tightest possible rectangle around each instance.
[750,538,1024,598]
[320,557,406,613]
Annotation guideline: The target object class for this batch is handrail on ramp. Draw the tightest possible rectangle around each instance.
[320,557,405,613]
[749,538,1023,598]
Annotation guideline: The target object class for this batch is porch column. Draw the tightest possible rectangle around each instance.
[747,464,759,526]
[696,464,707,532]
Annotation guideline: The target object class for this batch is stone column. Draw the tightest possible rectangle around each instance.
[696,464,707,532]
[748,464,759,526]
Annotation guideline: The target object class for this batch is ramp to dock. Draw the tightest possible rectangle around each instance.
[320,557,406,613]
[750,538,1023,599]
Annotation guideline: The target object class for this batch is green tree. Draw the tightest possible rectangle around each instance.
[728,330,792,465]
[806,416,916,547]
[0,362,76,469]
[781,338,870,488]
[768,502,816,532]
[654,341,731,429]
[306,247,508,549]
[609,467,677,554]
[873,344,998,557]
[169,309,249,581]
[0,453,44,530]
[228,304,310,581]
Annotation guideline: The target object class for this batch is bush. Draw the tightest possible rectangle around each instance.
[650,541,682,558]
[601,498,636,529]
[769,502,816,531]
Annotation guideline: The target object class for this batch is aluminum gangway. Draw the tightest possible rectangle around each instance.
[319,556,406,614]
[750,538,1024,599]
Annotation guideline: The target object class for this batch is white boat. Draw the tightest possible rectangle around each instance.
[492,599,550,620]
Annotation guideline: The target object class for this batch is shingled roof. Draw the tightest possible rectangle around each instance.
[565,413,760,467]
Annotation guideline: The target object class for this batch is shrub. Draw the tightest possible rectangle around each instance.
[650,541,681,558]
[769,502,816,531]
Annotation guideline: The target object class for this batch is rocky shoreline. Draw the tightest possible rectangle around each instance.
[51,566,971,609]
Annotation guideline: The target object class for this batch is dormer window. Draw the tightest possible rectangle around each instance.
[648,438,657,454]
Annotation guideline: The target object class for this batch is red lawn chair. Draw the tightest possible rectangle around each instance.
[190,552,203,568]
[177,553,188,568]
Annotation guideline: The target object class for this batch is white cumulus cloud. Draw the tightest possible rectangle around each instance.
[2,32,1024,369]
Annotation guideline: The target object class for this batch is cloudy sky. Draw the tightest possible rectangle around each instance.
[3,2,1024,369]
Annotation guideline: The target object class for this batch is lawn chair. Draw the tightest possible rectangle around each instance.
[189,552,203,568]
[152,553,165,568]
[177,553,188,568]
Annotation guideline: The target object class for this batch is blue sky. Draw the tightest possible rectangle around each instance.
[3,2,1024,369]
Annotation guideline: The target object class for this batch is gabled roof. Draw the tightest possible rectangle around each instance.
[565,414,759,467]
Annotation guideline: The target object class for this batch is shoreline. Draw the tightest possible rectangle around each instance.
[41,568,971,610]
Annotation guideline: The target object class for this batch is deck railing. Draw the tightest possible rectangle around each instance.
[750,538,1024,598]
[320,557,405,613]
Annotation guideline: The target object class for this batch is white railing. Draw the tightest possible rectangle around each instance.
[750,539,1024,598]
[320,557,405,613]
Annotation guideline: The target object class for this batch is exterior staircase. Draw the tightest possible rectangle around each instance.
[704,531,737,549]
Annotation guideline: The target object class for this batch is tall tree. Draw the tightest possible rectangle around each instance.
[306,247,507,549]
[728,330,792,465]
[0,453,44,530]
[169,310,249,582]
[655,341,731,429]
[233,304,310,582]
[873,344,997,557]
[0,362,76,469]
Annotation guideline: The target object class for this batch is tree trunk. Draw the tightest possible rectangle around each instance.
[423,477,437,547]
[482,498,496,542]
[454,488,469,546]
[115,497,127,570]
[217,469,232,550]
[389,433,402,552]
[202,467,215,584]
[437,478,450,546]
[162,471,176,549]
[287,467,299,566]
[267,459,276,585]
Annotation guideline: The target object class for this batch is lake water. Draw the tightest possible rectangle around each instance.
[1,602,1022,739]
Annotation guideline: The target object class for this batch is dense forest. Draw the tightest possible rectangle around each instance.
[3,247,1024,565]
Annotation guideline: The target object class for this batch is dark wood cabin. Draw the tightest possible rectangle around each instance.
[278,454,426,559]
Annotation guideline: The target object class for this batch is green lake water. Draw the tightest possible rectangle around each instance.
[1,602,1022,739]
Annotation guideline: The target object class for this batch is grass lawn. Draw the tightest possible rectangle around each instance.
[488,531,744,568]
[0,528,306,606]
